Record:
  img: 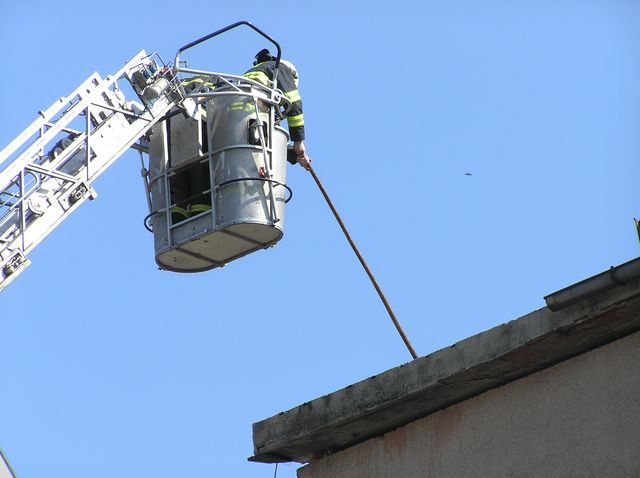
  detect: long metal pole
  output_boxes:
[308,166,419,360]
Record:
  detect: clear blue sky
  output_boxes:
[1,1,638,477]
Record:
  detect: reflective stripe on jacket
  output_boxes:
[243,61,305,142]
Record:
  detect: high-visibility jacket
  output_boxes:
[243,61,305,142]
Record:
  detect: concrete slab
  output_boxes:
[250,262,640,464]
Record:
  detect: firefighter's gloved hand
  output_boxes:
[297,154,312,171]
[293,141,312,171]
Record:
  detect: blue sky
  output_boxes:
[1,1,638,477]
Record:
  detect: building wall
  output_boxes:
[298,331,640,478]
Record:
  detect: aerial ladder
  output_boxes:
[0,50,183,291]
[0,21,296,293]
[0,21,419,358]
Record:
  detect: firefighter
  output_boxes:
[243,49,311,171]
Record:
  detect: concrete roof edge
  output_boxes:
[251,258,640,464]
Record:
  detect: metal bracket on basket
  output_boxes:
[252,97,279,224]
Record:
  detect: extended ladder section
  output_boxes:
[0,50,183,291]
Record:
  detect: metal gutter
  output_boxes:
[544,257,640,311]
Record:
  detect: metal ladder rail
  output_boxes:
[0,71,122,174]
[0,50,182,291]
[0,73,113,266]
[0,73,103,178]
[0,92,88,167]
[0,49,158,172]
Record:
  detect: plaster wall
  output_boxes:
[298,331,640,478]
